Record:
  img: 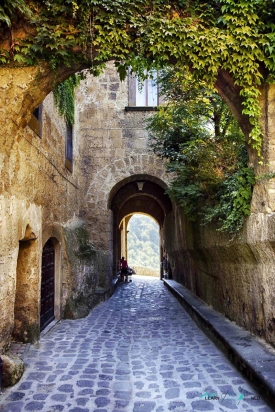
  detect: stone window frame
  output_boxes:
[65,123,73,172]
[28,104,43,138]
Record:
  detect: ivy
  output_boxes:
[53,74,80,125]
[0,1,275,155]
[202,158,255,235]
[148,67,255,235]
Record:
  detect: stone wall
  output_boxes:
[164,206,275,346]
[75,63,170,273]
[0,87,106,351]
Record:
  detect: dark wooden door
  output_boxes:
[40,239,55,331]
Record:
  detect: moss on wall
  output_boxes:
[63,221,109,319]
[12,322,40,345]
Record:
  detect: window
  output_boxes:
[65,124,73,172]
[28,104,43,137]
[136,72,158,106]
[127,71,163,111]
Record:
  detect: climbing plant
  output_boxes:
[147,67,255,235]
[53,74,80,125]
[0,1,275,154]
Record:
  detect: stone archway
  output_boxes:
[109,175,173,278]
[119,212,161,277]
[13,225,40,344]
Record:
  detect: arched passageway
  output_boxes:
[108,174,173,278]
[127,213,160,276]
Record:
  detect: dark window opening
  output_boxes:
[65,124,73,172]
[28,104,43,137]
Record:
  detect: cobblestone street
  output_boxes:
[0,276,272,412]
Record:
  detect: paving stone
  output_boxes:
[76,380,94,388]
[93,410,107,412]
[114,391,132,400]
[94,396,110,407]
[24,401,45,410]
[6,392,25,401]
[97,381,110,388]
[57,384,74,393]
[186,390,201,399]
[168,401,186,411]
[17,382,32,390]
[163,380,180,388]
[51,394,67,402]
[33,393,49,400]
[165,387,180,399]
[183,381,202,388]
[115,399,129,408]
[218,399,239,409]
[191,400,215,410]
[136,391,151,398]
[0,402,25,411]
[48,406,64,411]
[96,389,110,396]
[0,276,272,412]
[26,373,46,381]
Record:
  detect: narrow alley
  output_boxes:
[0,276,272,412]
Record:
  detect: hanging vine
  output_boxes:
[52,74,80,126]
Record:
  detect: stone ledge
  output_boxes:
[163,279,275,406]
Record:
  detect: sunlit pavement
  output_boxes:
[0,276,272,411]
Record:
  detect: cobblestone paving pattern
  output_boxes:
[0,276,272,412]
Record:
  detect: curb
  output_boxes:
[163,279,275,407]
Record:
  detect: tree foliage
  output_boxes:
[0,1,275,154]
[128,214,160,270]
[147,68,255,234]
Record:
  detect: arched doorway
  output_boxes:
[40,238,55,331]
[13,225,39,343]
[109,175,173,279]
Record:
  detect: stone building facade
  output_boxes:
[1,60,275,369]
[0,62,172,355]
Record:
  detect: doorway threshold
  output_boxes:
[40,319,60,337]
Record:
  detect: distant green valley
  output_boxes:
[127,214,160,270]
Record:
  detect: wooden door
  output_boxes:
[40,239,55,331]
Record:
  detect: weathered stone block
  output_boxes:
[2,354,25,388]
